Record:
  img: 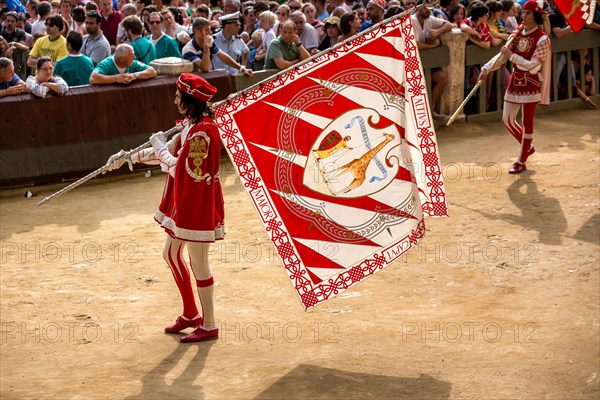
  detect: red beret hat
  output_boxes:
[522,0,543,14]
[176,73,217,102]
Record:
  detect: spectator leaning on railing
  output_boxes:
[182,17,253,76]
[26,55,69,97]
[89,43,157,84]
[460,1,501,49]
[0,56,29,97]
[264,19,310,70]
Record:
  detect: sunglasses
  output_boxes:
[148,20,161,24]
[290,6,300,10]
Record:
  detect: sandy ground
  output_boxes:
[0,108,599,400]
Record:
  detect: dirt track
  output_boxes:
[1,107,599,399]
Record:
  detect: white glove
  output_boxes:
[104,150,133,173]
[149,131,167,153]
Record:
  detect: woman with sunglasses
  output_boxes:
[26,56,69,98]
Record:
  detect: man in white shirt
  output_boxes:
[290,10,319,53]
[212,12,249,74]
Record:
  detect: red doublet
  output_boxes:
[505,27,547,104]
[155,117,225,242]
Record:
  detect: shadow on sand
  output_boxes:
[254,364,452,400]
[126,336,216,400]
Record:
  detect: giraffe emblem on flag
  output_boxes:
[306,109,401,198]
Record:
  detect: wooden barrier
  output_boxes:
[0,70,236,186]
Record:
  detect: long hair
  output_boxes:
[533,10,543,25]
[179,90,214,123]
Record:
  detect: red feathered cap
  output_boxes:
[522,0,543,14]
[176,73,217,102]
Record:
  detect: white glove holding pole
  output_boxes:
[149,131,167,154]
[104,150,133,173]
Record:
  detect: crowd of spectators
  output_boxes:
[0,0,598,110]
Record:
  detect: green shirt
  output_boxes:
[264,38,300,70]
[94,56,149,76]
[131,36,156,65]
[147,33,181,59]
[54,54,95,86]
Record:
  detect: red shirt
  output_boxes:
[461,17,492,42]
[100,10,121,46]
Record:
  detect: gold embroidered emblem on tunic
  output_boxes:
[516,37,533,53]
[186,132,211,182]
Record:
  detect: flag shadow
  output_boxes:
[254,364,452,400]
[572,213,600,245]
[126,336,216,400]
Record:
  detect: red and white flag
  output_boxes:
[215,15,447,310]
[554,0,597,32]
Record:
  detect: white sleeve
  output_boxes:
[26,76,48,98]
[154,132,182,178]
[53,76,69,95]
[509,35,550,74]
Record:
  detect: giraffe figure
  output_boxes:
[328,133,395,195]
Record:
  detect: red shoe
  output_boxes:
[528,146,535,156]
[509,162,526,174]
[164,316,203,334]
[180,326,219,343]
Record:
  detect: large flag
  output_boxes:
[554,0,597,32]
[215,14,447,310]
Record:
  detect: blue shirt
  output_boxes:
[182,38,220,64]
[212,31,248,74]
[1,73,20,89]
